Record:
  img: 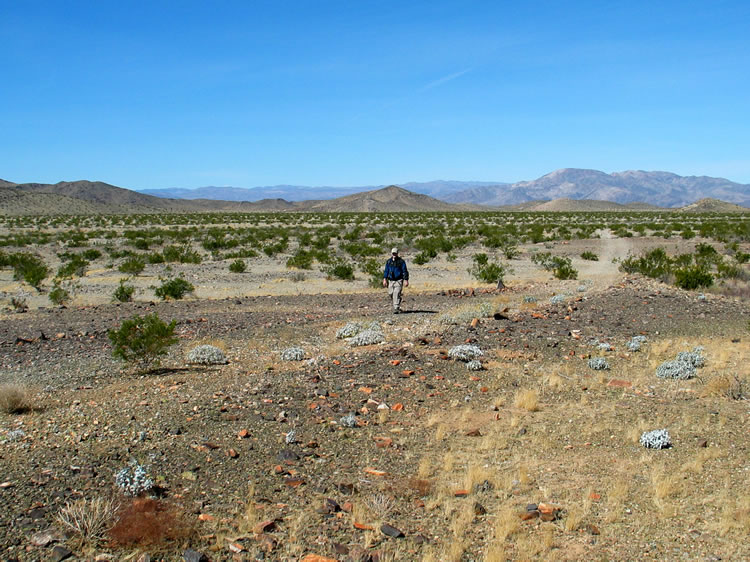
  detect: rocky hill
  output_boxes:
[444,169,750,208]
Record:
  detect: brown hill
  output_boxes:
[297,185,467,212]
[676,198,749,213]
[504,198,663,212]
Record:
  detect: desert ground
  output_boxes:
[1,223,749,561]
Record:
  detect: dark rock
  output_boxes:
[169,427,183,435]
[526,503,538,512]
[183,549,208,562]
[380,523,405,538]
[50,546,73,562]
[473,502,487,516]
[277,449,299,462]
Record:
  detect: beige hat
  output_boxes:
[391,248,399,254]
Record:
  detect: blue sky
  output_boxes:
[2,0,749,188]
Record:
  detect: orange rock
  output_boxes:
[300,555,338,562]
[354,521,374,530]
[284,478,305,487]
[470,318,479,328]
[332,360,341,365]
[469,376,480,381]
[198,513,214,521]
[520,511,539,521]
[342,501,353,512]
[364,468,387,476]
[480,386,489,393]
[589,492,601,501]
[227,448,239,458]
[390,360,401,366]
[237,429,250,439]
[374,436,393,448]
[253,519,276,534]
[402,370,415,376]
[607,379,632,388]
[392,403,404,411]
[454,489,469,497]
[358,387,373,394]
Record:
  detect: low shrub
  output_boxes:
[186,345,227,365]
[674,265,713,290]
[468,253,509,285]
[108,313,178,367]
[229,259,247,273]
[56,497,120,546]
[580,251,599,261]
[448,344,483,362]
[113,279,135,303]
[109,497,193,547]
[0,384,32,414]
[280,346,305,361]
[154,277,194,300]
[323,260,355,281]
[118,257,146,276]
[48,283,71,306]
[6,253,48,290]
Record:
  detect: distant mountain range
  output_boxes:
[138,169,749,208]
[139,180,505,203]
[1,169,748,215]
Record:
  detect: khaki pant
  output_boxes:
[387,279,404,311]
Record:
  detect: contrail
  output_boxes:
[420,67,472,92]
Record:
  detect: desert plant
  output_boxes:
[57,497,120,546]
[229,259,247,273]
[154,277,194,300]
[186,344,227,365]
[113,279,135,303]
[7,253,48,290]
[323,259,355,281]
[48,282,71,306]
[0,384,32,414]
[118,257,146,275]
[116,461,154,496]
[280,346,305,361]
[108,313,178,367]
[581,251,599,261]
[674,265,713,290]
[468,254,509,286]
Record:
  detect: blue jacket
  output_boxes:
[383,257,409,281]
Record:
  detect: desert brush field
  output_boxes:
[0,210,748,561]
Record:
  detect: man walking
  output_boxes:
[382,248,409,314]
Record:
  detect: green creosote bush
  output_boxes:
[580,251,599,261]
[154,277,194,300]
[4,253,49,291]
[286,250,314,269]
[468,253,509,285]
[57,254,89,279]
[360,258,383,288]
[552,256,578,280]
[113,279,135,303]
[229,259,247,273]
[48,283,71,306]
[118,257,146,276]
[674,265,714,290]
[108,313,177,368]
[413,252,430,265]
[323,259,355,281]
[619,247,672,280]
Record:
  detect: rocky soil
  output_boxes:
[1,275,749,561]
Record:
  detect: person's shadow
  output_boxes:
[399,309,437,314]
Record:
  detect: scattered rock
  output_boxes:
[50,546,73,562]
[183,549,209,562]
[380,523,405,538]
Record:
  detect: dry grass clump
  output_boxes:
[513,388,539,412]
[0,384,33,414]
[108,497,194,547]
[700,373,746,399]
[57,496,120,546]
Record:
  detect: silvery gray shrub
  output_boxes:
[626,335,648,352]
[466,359,483,371]
[550,295,566,305]
[336,322,363,339]
[640,429,671,449]
[448,344,483,362]
[588,357,610,370]
[281,346,305,361]
[348,328,385,347]
[115,461,154,497]
[186,344,227,365]
[339,412,357,428]
[656,347,705,379]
